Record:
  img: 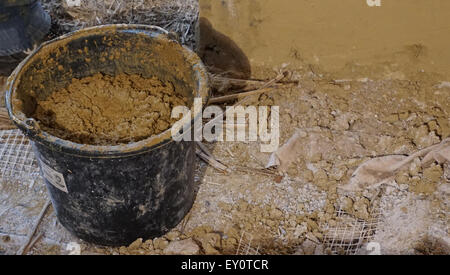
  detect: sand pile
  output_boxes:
[34,73,187,145]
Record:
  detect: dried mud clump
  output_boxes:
[34,73,187,145]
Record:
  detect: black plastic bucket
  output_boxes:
[5,25,209,246]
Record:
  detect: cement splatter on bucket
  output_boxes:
[5,24,209,246]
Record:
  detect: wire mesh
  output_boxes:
[0,130,40,183]
[322,206,382,255]
[236,231,260,255]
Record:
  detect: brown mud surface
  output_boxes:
[101,65,450,255]
[1,64,448,255]
[33,73,187,145]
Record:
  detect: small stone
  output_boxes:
[314,244,325,255]
[274,175,284,183]
[409,158,422,176]
[188,225,214,238]
[301,239,317,255]
[195,232,222,254]
[163,239,200,255]
[341,197,354,213]
[303,170,314,181]
[325,204,335,214]
[165,231,181,241]
[385,185,397,195]
[293,247,304,255]
[119,246,128,255]
[411,125,439,148]
[305,218,319,231]
[142,239,154,250]
[293,223,308,238]
[353,198,370,220]
[395,173,410,185]
[220,202,233,212]
[128,238,143,250]
[270,208,283,219]
[288,218,297,227]
[309,151,323,162]
[399,112,409,120]
[427,120,439,133]
[266,219,277,227]
[330,166,347,181]
[313,169,328,181]
[153,237,169,250]
[238,200,249,211]
[204,244,221,255]
[222,237,238,253]
[423,164,443,183]
[332,114,350,130]
[399,184,409,191]
[382,114,399,123]
[313,231,324,241]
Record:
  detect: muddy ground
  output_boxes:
[1,61,448,254]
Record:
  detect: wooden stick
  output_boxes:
[258,71,289,89]
[22,232,44,255]
[207,71,288,124]
[210,74,296,86]
[208,88,274,105]
[234,165,279,176]
[208,71,288,105]
[17,200,51,255]
[195,148,229,173]
[196,141,229,166]
[195,141,214,159]
[210,75,267,85]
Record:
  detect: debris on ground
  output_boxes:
[0,1,448,256]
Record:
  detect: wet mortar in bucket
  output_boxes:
[33,73,188,145]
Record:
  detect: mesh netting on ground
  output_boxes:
[0,130,40,183]
[322,206,382,255]
[236,231,261,255]
[234,207,382,255]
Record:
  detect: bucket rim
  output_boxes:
[5,24,209,157]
